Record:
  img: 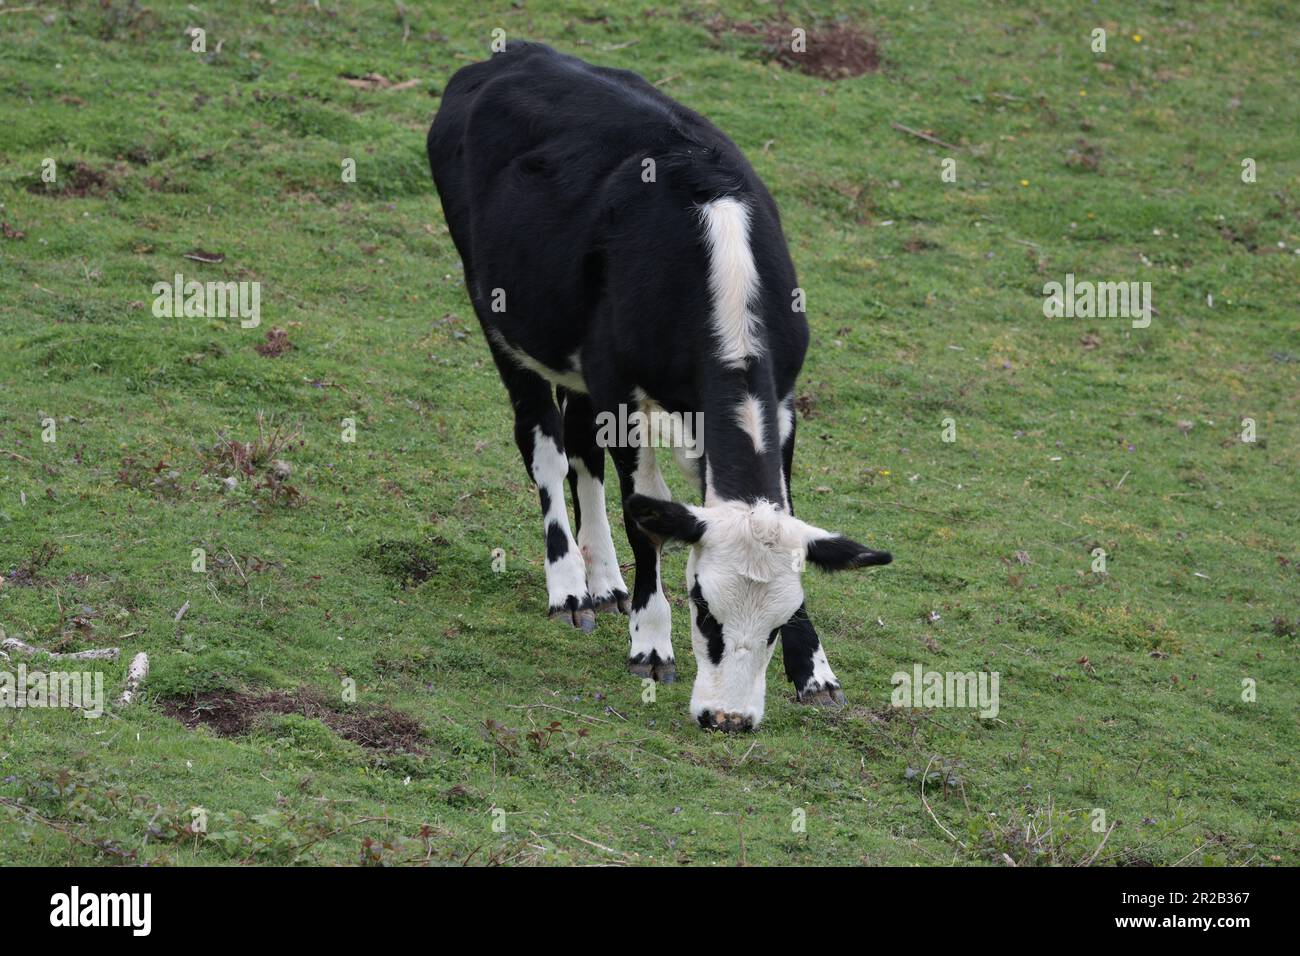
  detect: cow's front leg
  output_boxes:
[494,363,594,631]
[777,394,845,707]
[611,443,675,682]
[781,604,845,707]
[560,388,629,614]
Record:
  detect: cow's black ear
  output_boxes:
[625,494,706,544]
[804,534,892,571]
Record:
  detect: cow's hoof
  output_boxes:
[797,683,847,708]
[697,709,754,733]
[550,603,597,633]
[593,590,631,615]
[628,653,675,683]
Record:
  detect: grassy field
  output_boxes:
[0,0,1296,866]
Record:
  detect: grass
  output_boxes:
[0,0,1296,866]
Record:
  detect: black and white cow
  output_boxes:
[427,42,891,732]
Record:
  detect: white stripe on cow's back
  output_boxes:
[698,197,763,370]
[734,393,767,454]
[777,393,795,446]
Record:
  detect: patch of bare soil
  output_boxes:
[903,236,939,253]
[706,16,880,79]
[161,688,426,752]
[27,161,114,198]
[254,327,293,357]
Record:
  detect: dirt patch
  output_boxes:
[706,16,880,79]
[27,161,115,199]
[846,704,905,724]
[161,688,426,752]
[1065,138,1103,172]
[254,327,293,358]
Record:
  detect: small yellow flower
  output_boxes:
[1079,89,1087,97]
[1132,34,1143,43]
[1020,179,1030,187]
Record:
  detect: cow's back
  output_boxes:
[426,43,806,402]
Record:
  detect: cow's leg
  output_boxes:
[610,442,676,682]
[777,394,846,706]
[490,355,594,631]
[559,387,630,615]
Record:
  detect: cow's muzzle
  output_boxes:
[697,709,755,733]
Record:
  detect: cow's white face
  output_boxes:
[626,495,891,731]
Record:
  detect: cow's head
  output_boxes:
[626,494,891,732]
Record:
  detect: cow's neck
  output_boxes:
[698,362,785,507]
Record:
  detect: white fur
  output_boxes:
[570,458,627,602]
[703,460,720,506]
[629,588,674,663]
[634,391,704,486]
[698,197,763,370]
[531,427,587,608]
[671,437,701,487]
[804,644,841,694]
[734,394,767,454]
[777,393,795,446]
[628,444,674,660]
[683,499,830,727]
[488,328,587,393]
[632,442,672,499]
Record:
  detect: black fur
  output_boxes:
[625,493,705,544]
[427,42,887,693]
[689,580,725,666]
[805,535,893,570]
[427,41,807,510]
[545,522,569,562]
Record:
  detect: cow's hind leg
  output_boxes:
[559,387,630,615]
[777,395,846,707]
[492,359,594,631]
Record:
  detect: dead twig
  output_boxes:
[503,702,614,725]
[2,637,120,662]
[891,122,960,150]
[920,755,967,850]
[1080,821,1117,866]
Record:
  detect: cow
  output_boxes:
[427,41,891,732]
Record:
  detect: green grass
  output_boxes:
[0,0,1296,866]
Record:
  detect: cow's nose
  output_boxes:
[697,709,754,733]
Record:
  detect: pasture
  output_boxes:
[0,0,1296,865]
